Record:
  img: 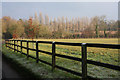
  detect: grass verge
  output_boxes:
[2,44,81,79]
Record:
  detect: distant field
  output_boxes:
[9,38,119,78]
[32,38,118,44]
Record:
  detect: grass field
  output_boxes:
[7,38,119,78]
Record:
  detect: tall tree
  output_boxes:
[25,17,39,40]
[50,18,53,31]
[61,16,65,31]
[74,17,78,32]
[53,18,57,31]
[57,17,61,30]
[2,16,11,33]
[77,17,81,32]
[33,12,39,25]
[66,17,69,32]
[45,14,49,26]
[16,19,25,38]
[91,16,100,38]
[39,12,44,25]
[72,18,75,32]
[69,19,72,32]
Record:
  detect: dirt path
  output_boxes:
[2,55,24,79]
[2,41,23,79]
[1,41,39,79]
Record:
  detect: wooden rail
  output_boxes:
[5,39,120,79]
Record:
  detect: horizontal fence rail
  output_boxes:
[5,39,120,79]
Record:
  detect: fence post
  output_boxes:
[5,40,7,47]
[52,41,56,71]
[12,40,13,50]
[8,40,9,49]
[6,40,8,48]
[9,40,11,49]
[17,40,18,52]
[21,40,22,54]
[11,40,12,49]
[36,41,39,63]
[14,40,15,52]
[11,40,13,50]
[27,40,29,58]
[7,40,9,49]
[10,40,11,49]
[81,43,87,79]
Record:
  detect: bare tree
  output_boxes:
[57,17,61,30]
[33,12,39,25]
[39,12,44,25]
[77,17,81,32]
[45,14,49,26]
[69,19,72,32]
[53,18,57,31]
[66,17,69,32]
[61,16,65,31]
[75,17,78,32]
[50,18,53,31]
[72,18,75,32]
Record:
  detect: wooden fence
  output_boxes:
[5,39,120,79]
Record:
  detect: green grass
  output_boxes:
[2,44,81,79]
[6,38,119,78]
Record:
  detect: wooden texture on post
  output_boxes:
[7,40,9,48]
[8,40,10,49]
[12,40,14,50]
[10,40,12,49]
[52,41,56,71]
[17,40,18,52]
[21,40,22,54]
[11,40,13,50]
[10,40,11,49]
[14,40,15,52]
[7,40,9,49]
[5,40,6,47]
[10,40,12,50]
[7,40,8,47]
[82,43,87,79]
[11,40,12,49]
[36,41,39,63]
[6,40,8,48]
[5,40,7,47]
[9,40,11,47]
[27,41,29,58]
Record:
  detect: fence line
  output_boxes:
[5,39,120,79]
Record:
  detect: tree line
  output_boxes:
[2,12,119,39]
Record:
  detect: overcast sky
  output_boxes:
[2,2,118,21]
